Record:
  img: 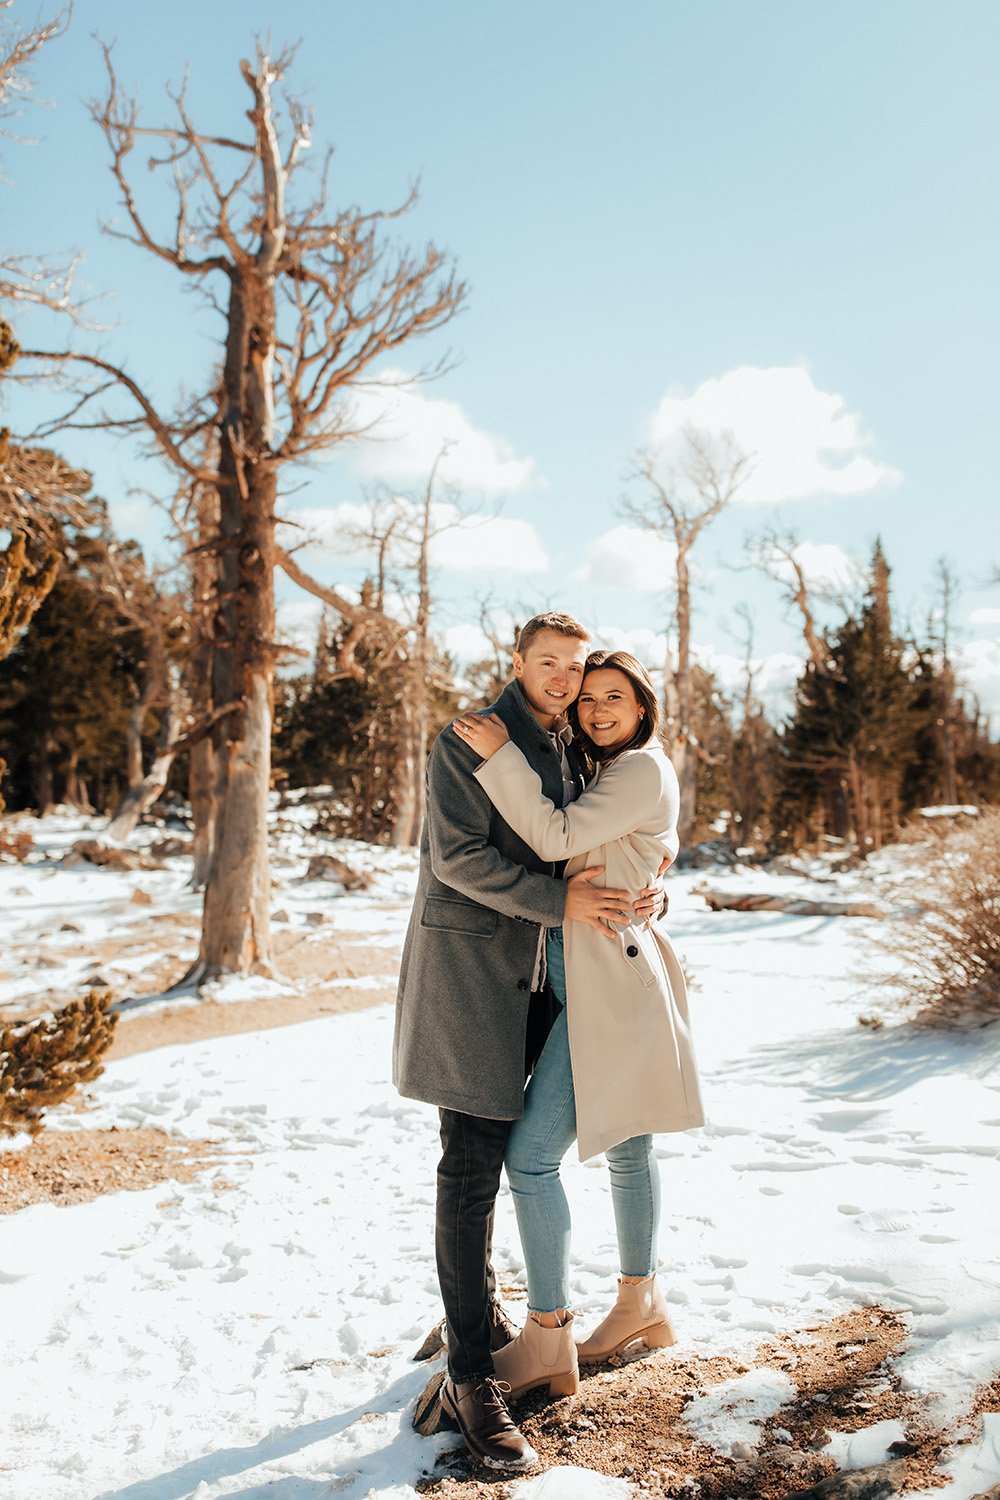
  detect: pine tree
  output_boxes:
[780,540,919,853]
[0,551,144,812]
[273,612,461,843]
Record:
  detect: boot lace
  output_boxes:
[474,1377,513,1415]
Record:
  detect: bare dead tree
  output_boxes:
[95,544,191,841]
[726,603,778,848]
[1,3,87,322]
[752,527,834,673]
[623,426,754,843]
[467,598,517,705]
[0,5,99,672]
[930,558,959,807]
[20,44,466,980]
[286,444,470,847]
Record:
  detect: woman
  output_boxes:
[452,650,704,1400]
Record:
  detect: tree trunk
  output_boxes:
[392,670,420,848]
[34,730,55,814]
[64,743,92,812]
[125,697,145,788]
[847,751,868,856]
[670,547,697,844]
[199,665,273,974]
[187,481,220,889]
[194,266,278,976]
[107,692,183,841]
[189,737,216,888]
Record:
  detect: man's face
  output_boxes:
[512,629,589,727]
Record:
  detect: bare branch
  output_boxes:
[17,347,219,482]
[275,543,404,681]
[753,527,831,673]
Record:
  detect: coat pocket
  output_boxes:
[420,896,498,937]
[619,928,659,988]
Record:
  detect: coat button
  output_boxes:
[517,979,529,991]
[626,944,639,957]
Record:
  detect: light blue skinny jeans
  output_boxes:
[505,927,661,1313]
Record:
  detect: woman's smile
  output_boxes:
[577,667,644,749]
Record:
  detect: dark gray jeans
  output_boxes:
[435,1107,511,1383]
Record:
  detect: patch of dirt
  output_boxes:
[108,920,401,1059]
[0,1126,225,1214]
[418,1307,951,1498]
[3,913,403,1057]
[108,978,398,1059]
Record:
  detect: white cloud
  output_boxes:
[967,606,1000,630]
[282,501,547,577]
[756,538,865,596]
[432,515,548,574]
[443,623,495,664]
[345,373,538,496]
[576,525,678,592]
[958,637,1000,725]
[648,365,902,504]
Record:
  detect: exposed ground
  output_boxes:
[1,916,398,1211]
[419,1307,957,1498]
[0,1125,226,1213]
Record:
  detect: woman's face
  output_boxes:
[576,668,643,751]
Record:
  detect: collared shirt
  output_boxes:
[546,718,580,810]
[531,717,583,990]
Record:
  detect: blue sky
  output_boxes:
[4,0,999,715]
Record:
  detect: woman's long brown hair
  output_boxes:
[569,650,660,763]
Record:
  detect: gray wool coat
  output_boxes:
[392,680,586,1120]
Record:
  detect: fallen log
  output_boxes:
[697,886,887,919]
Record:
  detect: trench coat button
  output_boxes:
[626,944,639,957]
[516,978,529,991]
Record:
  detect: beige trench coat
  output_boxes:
[475,741,705,1162]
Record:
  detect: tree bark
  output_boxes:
[124,695,147,789]
[34,729,55,814]
[188,491,219,889]
[194,190,280,976]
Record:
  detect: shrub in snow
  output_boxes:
[872,808,1000,1026]
[0,991,117,1137]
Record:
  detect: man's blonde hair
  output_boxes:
[515,611,590,656]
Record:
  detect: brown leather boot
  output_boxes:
[577,1274,676,1365]
[439,1376,539,1470]
[491,1311,579,1400]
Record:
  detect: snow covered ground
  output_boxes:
[2,815,1000,1498]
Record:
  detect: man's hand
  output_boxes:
[565,867,632,939]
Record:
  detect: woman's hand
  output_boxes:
[452,711,511,760]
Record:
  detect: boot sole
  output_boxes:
[578,1321,676,1365]
[506,1369,580,1400]
[439,1382,539,1471]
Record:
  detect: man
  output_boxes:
[393,612,658,1470]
